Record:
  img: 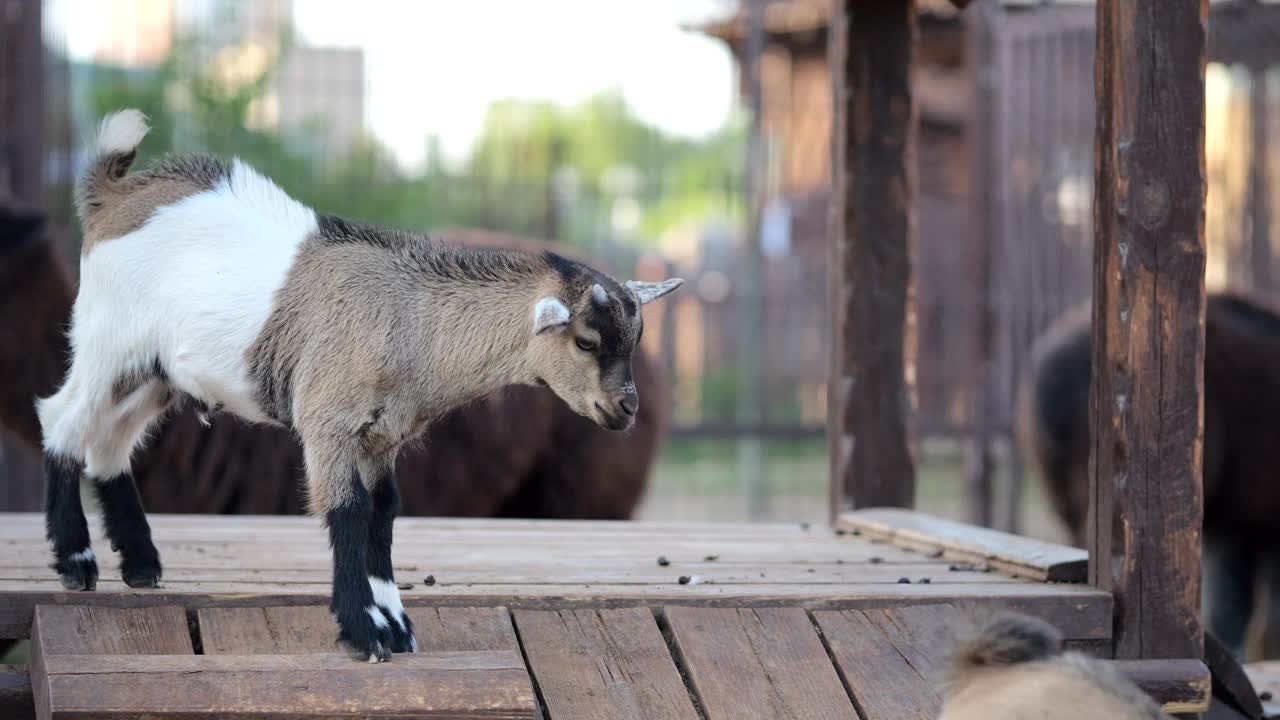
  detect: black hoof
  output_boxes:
[121,551,163,588]
[382,609,417,653]
[122,568,162,588]
[338,608,393,663]
[55,553,98,591]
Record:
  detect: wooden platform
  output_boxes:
[0,510,1119,718]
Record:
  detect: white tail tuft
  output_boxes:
[95,109,149,156]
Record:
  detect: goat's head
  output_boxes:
[530,273,682,431]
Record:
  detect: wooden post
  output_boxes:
[1250,65,1272,291]
[963,0,996,529]
[828,0,918,517]
[0,0,44,202]
[740,0,767,520]
[1089,0,1207,660]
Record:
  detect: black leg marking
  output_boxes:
[44,453,97,591]
[368,472,415,653]
[94,474,162,588]
[326,470,392,663]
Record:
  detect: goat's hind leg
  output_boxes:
[309,442,393,662]
[37,376,101,590]
[365,459,416,653]
[86,377,171,587]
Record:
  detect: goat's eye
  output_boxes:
[575,337,598,352]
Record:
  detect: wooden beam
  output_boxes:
[828,0,919,517]
[1089,0,1208,660]
[1110,659,1212,715]
[837,508,1088,583]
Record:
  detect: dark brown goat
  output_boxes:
[1018,291,1280,660]
[0,205,668,520]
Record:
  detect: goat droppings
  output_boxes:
[678,575,703,586]
[657,556,670,567]
[422,575,436,586]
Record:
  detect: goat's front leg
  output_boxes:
[309,444,392,662]
[366,461,416,653]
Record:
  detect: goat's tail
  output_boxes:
[951,613,1064,678]
[75,109,149,223]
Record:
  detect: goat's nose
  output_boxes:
[617,393,639,417]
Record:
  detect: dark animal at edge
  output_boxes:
[1018,292,1280,660]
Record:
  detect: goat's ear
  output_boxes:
[532,296,572,335]
[627,278,684,305]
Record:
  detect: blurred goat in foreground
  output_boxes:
[939,614,1168,720]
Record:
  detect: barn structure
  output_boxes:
[0,0,1266,717]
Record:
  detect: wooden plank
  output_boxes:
[1090,0,1208,660]
[0,665,35,720]
[512,607,698,720]
[829,0,918,514]
[30,605,193,720]
[838,508,1088,582]
[0,563,1028,587]
[1111,659,1211,714]
[1245,661,1280,715]
[0,584,1114,641]
[31,605,193,656]
[664,606,856,719]
[813,606,954,720]
[199,606,520,655]
[37,652,535,719]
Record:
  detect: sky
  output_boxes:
[48,0,740,170]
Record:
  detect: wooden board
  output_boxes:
[1111,659,1211,714]
[513,607,699,720]
[0,582,1113,641]
[838,508,1088,582]
[1245,662,1280,718]
[812,604,972,720]
[29,605,535,719]
[664,606,856,719]
[199,605,520,655]
[0,513,1114,646]
[30,605,193,720]
[37,653,535,719]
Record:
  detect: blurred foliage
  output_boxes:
[82,20,744,250]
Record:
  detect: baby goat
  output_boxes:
[38,110,682,662]
[939,614,1168,720]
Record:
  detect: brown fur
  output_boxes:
[0,203,73,450]
[941,614,1168,720]
[78,153,228,253]
[0,214,666,520]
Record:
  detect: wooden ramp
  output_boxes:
[0,511,1134,718]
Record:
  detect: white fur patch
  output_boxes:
[366,605,390,629]
[533,297,571,335]
[68,548,95,563]
[591,283,609,304]
[368,576,407,630]
[95,110,149,156]
[65,158,317,429]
